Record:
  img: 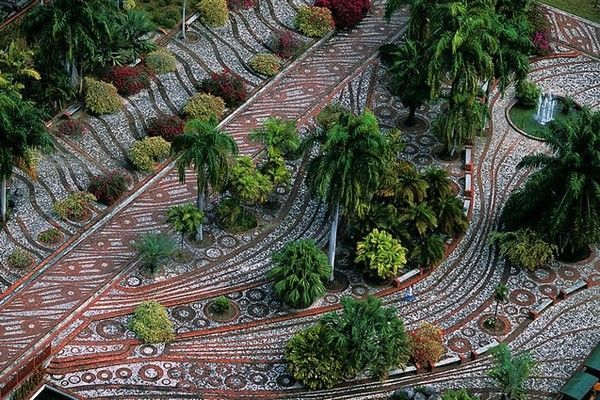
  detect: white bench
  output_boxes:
[528,298,553,319]
[559,281,587,299]
[393,269,420,288]
[464,172,473,197]
[435,355,461,367]
[471,340,499,359]
[63,103,83,118]
[464,146,473,171]
[463,199,471,215]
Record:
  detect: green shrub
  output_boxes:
[315,103,349,130]
[355,229,407,279]
[198,0,229,27]
[129,300,175,343]
[249,117,300,157]
[166,203,205,245]
[268,239,331,308]
[295,6,335,38]
[216,197,258,232]
[53,192,96,221]
[7,249,35,269]
[260,149,291,188]
[123,0,136,11]
[145,48,178,74]
[88,172,130,205]
[38,228,62,245]
[561,96,576,114]
[229,156,273,204]
[210,295,231,314]
[249,53,282,76]
[184,93,225,121]
[411,234,446,270]
[515,79,540,108]
[441,389,480,400]
[132,232,176,275]
[128,136,171,172]
[15,147,42,180]
[489,229,557,270]
[84,77,122,115]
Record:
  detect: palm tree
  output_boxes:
[488,344,535,400]
[423,167,453,200]
[394,164,429,205]
[171,118,238,241]
[0,90,50,221]
[433,196,468,237]
[492,283,509,324]
[250,117,300,157]
[501,108,600,256]
[400,202,438,237]
[307,110,387,281]
[411,234,445,269]
[166,203,205,246]
[385,0,439,41]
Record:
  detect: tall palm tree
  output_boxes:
[492,283,509,324]
[400,202,438,237]
[166,203,205,246]
[307,110,387,281]
[171,118,238,241]
[433,196,468,237]
[501,108,600,256]
[0,90,50,221]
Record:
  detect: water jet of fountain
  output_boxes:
[534,93,557,125]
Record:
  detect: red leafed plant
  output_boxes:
[146,115,185,141]
[105,65,154,97]
[270,30,306,59]
[409,323,445,369]
[314,0,371,29]
[228,0,254,10]
[88,171,131,206]
[198,68,248,108]
[532,31,551,56]
[56,117,88,136]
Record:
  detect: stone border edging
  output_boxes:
[505,99,548,142]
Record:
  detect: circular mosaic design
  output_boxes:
[126,276,142,287]
[139,364,164,382]
[247,303,269,318]
[116,368,132,379]
[558,266,581,281]
[351,284,369,298]
[224,374,247,389]
[189,364,208,379]
[140,345,158,357]
[529,267,557,284]
[246,288,266,301]
[478,314,511,336]
[218,235,238,248]
[81,372,95,383]
[97,370,113,381]
[461,327,476,337]
[275,373,296,388]
[447,337,472,353]
[96,320,125,339]
[192,317,210,329]
[168,367,185,379]
[172,305,197,322]
[249,373,268,386]
[509,289,536,306]
[539,284,558,298]
[206,247,223,259]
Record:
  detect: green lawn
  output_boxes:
[542,0,600,24]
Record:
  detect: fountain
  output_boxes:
[534,93,557,125]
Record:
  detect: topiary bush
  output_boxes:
[184,93,226,121]
[355,228,407,280]
[198,0,229,27]
[56,117,88,136]
[128,136,171,172]
[38,227,62,245]
[515,79,541,108]
[198,69,247,108]
[295,6,335,38]
[129,300,175,343]
[270,30,307,59]
[249,53,282,76]
[268,239,331,308]
[146,114,185,141]
[84,77,123,115]
[53,192,96,221]
[88,171,130,206]
[314,0,371,29]
[145,48,178,74]
[216,196,258,232]
[7,249,35,269]
[123,0,136,11]
[105,65,153,97]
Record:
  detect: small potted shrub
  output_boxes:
[211,295,231,314]
[38,227,63,246]
[515,79,541,108]
[53,192,96,222]
[206,295,237,321]
[249,53,282,76]
[295,6,335,38]
[132,232,176,275]
[88,171,130,205]
[129,300,175,343]
[184,93,226,121]
[56,117,88,136]
[128,137,171,172]
[105,65,153,97]
[146,114,185,141]
[7,249,35,269]
[198,0,229,27]
[145,48,178,74]
[198,69,248,108]
[84,77,123,115]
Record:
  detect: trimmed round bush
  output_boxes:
[198,0,229,27]
[105,65,153,97]
[123,0,136,11]
[84,77,122,115]
[198,69,248,108]
[315,0,371,29]
[270,30,306,59]
[38,227,62,245]
[295,6,335,38]
[515,79,541,108]
[355,229,407,280]
[53,192,96,221]
[249,53,282,76]
[410,323,445,368]
[129,301,175,343]
[146,114,184,141]
[128,137,171,172]
[7,249,35,269]
[145,48,178,74]
[184,93,225,121]
[56,118,88,136]
[88,172,130,205]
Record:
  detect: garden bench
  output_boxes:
[393,269,420,288]
[559,281,587,299]
[389,365,417,376]
[528,298,553,319]
[464,172,473,197]
[463,199,471,215]
[186,13,200,26]
[464,146,472,171]
[470,340,499,360]
[62,104,82,118]
[128,58,141,67]
[435,355,461,367]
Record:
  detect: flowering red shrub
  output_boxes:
[198,68,248,108]
[228,0,254,10]
[88,172,130,206]
[314,0,371,29]
[56,118,88,136]
[146,115,184,141]
[532,31,551,55]
[270,30,306,59]
[105,66,153,97]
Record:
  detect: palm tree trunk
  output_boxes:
[493,300,499,322]
[181,0,187,39]
[0,179,6,222]
[196,177,205,242]
[407,106,416,126]
[327,202,340,282]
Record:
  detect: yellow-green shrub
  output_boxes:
[123,0,136,11]
[145,48,178,74]
[129,300,175,343]
[84,77,122,115]
[198,0,229,27]
[53,192,96,221]
[184,93,225,121]
[249,53,282,76]
[295,6,335,38]
[128,137,171,172]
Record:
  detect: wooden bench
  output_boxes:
[186,12,200,26]
[62,103,83,118]
[528,298,553,319]
[464,172,473,197]
[392,269,420,288]
[435,355,461,368]
[559,281,587,299]
[471,340,499,360]
[464,146,473,171]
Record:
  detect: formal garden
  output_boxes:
[0,0,599,398]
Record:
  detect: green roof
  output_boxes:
[560,371,598,400]
[584,344,600,374]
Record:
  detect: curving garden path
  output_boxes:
[0,2,599,399]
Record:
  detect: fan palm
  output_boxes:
[492,283,509,323]
[501,108,600,256]
[394,164,429,205]
[423,166,453,200]
[166,203,205,246]
[400,202,438,237]
[411,234,446,269]
[171,118,238,241]
[250,117,300,157]
[307,109,387,281]
[433,196,468,237]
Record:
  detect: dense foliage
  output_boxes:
[167,203,205,245]
[53,192,96,221]
[105,65,153,97]
[488,344,535,400]
[132,233,176,275]
[489,229,556,270]
[515,79,541,108]
[198,69,247,108]
[128,137,171,172]
[88,172,130,205]
[314,0,371,29]
[198,0,230,27]
[7,249,35,269]
[84,77,122,115]
[129,300,175,343]
[56,118,88,137]
[249,54,282,76]
[410,323,445,368]
[295,6,335,38]
[145,48,178,74]
[355,228,407,279]
[250,117,301,157]
[270,30,307,59]
[229,156,274,204]
[146,115,185,141]
[216,196,258,232]
[184,93,226,121]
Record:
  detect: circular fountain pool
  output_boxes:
[507,95,580,140]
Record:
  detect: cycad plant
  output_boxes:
[411,234,446,269]
[133,233,176,275]
[433,196,468,237]
[250,117,300,157]
[166,203,205,246]
[268,239,331,309]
